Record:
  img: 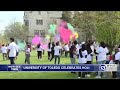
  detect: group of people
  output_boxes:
[1,37,120,79]
[0,38,31,64]
[45,40,120,79]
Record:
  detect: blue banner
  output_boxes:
[0,64,118,72]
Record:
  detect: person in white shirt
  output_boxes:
[37,43,43,60]
[78,44,88,78]
[112,48,120,78]
[95,42,109,78]
[48,42,52,60]
[86,43,93,77]
[25,44,31,64]
[54,42,62,64]
[1,44,7,60]
[7,38,17,64]
[63,44,69,57]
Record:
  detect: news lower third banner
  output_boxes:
[0,64,119,72]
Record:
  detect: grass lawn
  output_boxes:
[0,50,106,79]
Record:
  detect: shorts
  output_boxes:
[16,52,19,56]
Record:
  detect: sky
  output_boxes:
[0,11,24,33]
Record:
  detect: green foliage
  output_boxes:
[95,11,120,51]
[61,11,72,23]
[3,22,28,42]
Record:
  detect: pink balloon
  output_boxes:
[41,44,47,49]
[32,35,41,45]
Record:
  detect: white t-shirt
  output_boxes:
[37,46,43,51]
[8,42,17,57]
[48,44,52,52]
[87,54,92,61]
[90,45,94,55]
[78,50,88,63]
[64,45,69,51]
[54,46,62,56]
[76,44,80,54]
[1,46,7,53]
[115,52,120,61]
[25,48,31,54]
[96,47,109,61]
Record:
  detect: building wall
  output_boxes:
[24,11,62,43]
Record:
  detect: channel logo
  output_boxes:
[99,64,106,71]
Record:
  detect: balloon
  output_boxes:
[74,32,79,38]
[67,23,74,33]
[45,35,50,40]
[48,24,56,35]
[32,35,41,45]
[17,40,26,51]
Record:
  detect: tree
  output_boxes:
[95,11,120,52]
[61,11,72,23]
[3,22,28,43]
[72,11,96,41]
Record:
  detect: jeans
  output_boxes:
[70,58,76,64]
[25,54,30,64]
[112,60,120,78]
[54,55,60,64]
[65,51,68,57]
[50,50,54,61]
[9,57,15,64]
[2,53,7,60]
[48,51,51,60]
[97,60,106,77]
[37,51,42,59]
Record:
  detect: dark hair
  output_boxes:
[56,42,59,46]
[48,42,51,49]
[100,42,106,48]
[118,44,120,48]
[10,38,14,42]
[2,44,4,46]
[79,44,86,58]
[73,40,77,45]
[86,43,92,54]
[37,43,40,48]
[51,42,55,50]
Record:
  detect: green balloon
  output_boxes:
[17,40,26,51]
[48,24,56,35]
[67,23,74,33]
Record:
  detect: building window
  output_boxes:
[36,20,43,25]
[34,30,45,37]
[34,30,39,36]
[40,30,45,37]
[24,20,29,26]
[38,11,41,15]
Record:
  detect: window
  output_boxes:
[40,30,45,37]
[38,11,41,15]
[34,30,45,37]
[36,20,43,25]
[34,30,39,36]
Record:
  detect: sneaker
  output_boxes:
[86,74,90,77]
[95,76,101,78]
[78,77,81,79]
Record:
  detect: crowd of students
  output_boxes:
[1,38,120,79]
[45,40,120,79]
[0,38,31,64]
